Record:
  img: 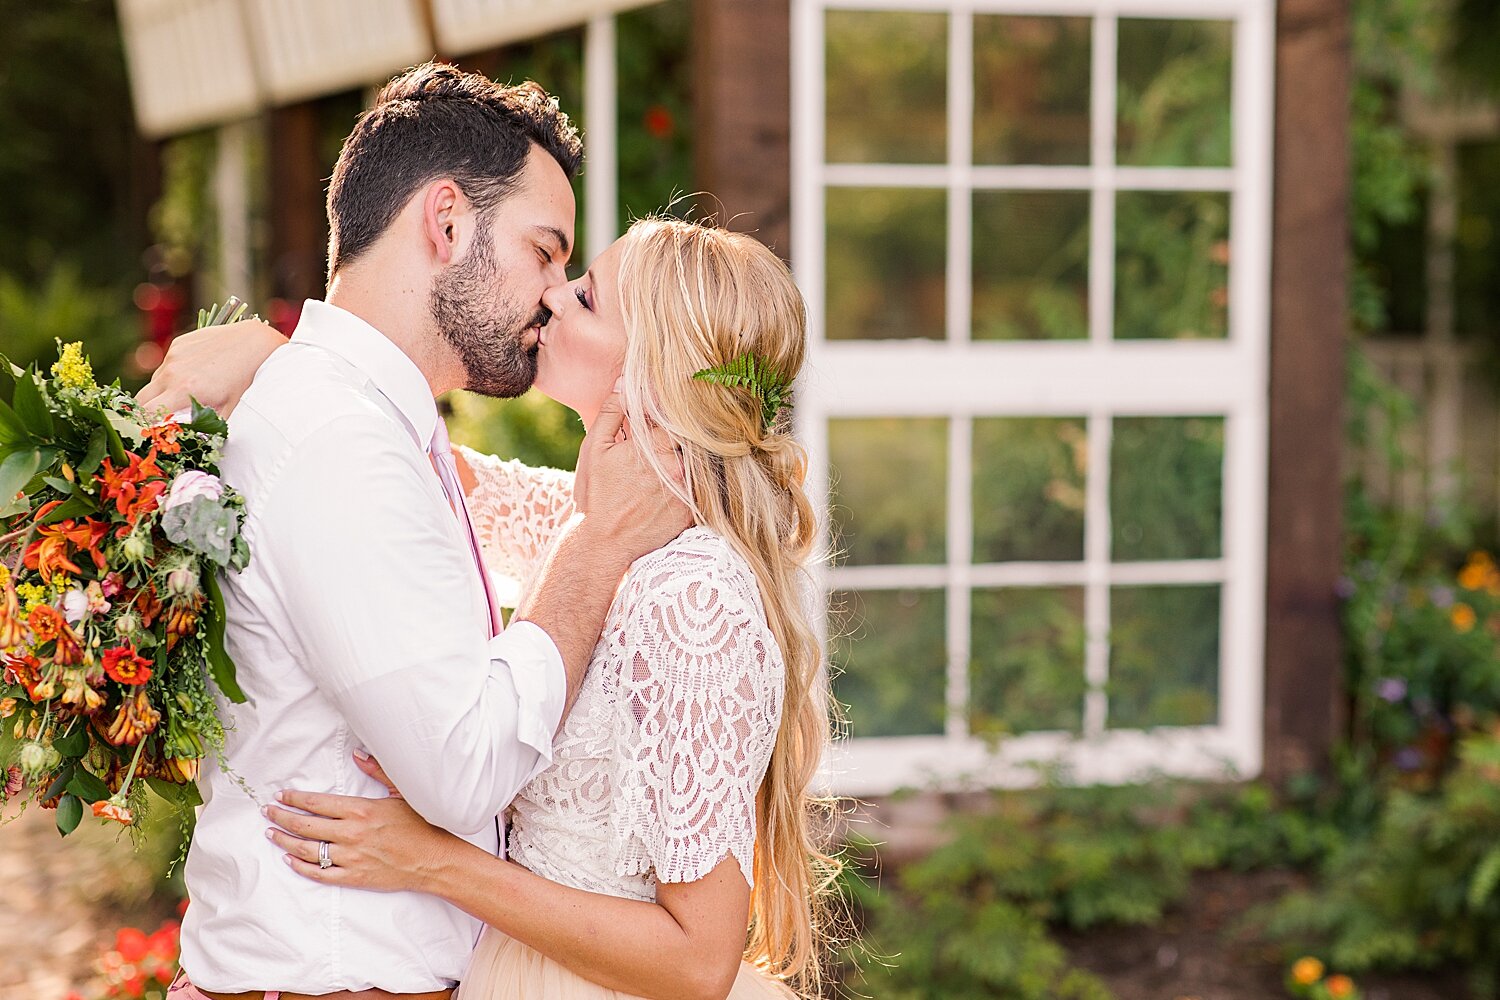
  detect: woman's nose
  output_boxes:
[541,281,572,316]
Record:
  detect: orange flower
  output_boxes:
[4,654,47,699]
[101,689,160,745]
[142,422,182,455]
[101,645,153,686]
[27,604,63,642]
[1291,957,1324,985]
[0,581,24,650]
[91,797,135,826]
[23,506,109,583]
[1452,603,1478,633]
[97,449,169,525]
[1325,974,1355,998]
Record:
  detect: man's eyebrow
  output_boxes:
[534,226,571,257]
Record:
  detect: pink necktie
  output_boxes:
[429,419,502,637]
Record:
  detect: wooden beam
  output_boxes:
[269,101,328,303]
[1264,0,1351,781]
[690,0,792,262]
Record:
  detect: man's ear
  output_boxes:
[421,179,463,265]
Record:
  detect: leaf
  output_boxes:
[42,476,75,496]
[12,370,53,438]
[105,409,145,447]
[1469,845,1500,911]
[0,396,28,446]
[185,398,229,438]
[67,769,110,804]
[38,496,96,525]
[42,764,75,802]
[203,570,246,703]
[692,353,792,427]
[55,793,83,836]
[52,726,88,757]
[78,428,108,478]
[0,447,41,508]
[146,776,203,808]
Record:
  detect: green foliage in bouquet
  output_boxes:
[0,310,251,839]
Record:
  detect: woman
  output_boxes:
[145,218,840,1000]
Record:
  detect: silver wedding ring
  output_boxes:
[318,840,332,870]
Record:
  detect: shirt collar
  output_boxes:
[291,299,439,449]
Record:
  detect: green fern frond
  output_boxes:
[692,352,791,428]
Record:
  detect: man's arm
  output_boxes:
[260,412,564,834]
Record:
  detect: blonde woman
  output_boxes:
[147,219,839,1000]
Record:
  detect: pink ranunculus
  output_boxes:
[163,470,225,512]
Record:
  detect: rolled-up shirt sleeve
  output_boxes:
[257,413,566,835]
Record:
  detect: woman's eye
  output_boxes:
[574,287,590,311]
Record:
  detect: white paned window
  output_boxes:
[792,0,1274,795]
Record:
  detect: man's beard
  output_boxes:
[430,226,548,399]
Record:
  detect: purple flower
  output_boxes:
[1393,747,1424,771]
[1429,585,1455,609]
[1334,576,1356,600]
[1376,677,1407,703]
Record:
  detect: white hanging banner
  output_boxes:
[239,0,434,105]
[117,0,262,138]
[430,0,657,55]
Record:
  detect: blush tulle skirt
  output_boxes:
[457,927,797,1000]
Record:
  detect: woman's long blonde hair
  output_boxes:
[616,218,841,991]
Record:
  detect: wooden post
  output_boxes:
[1263,0,1351,781]
[269,102,328,303]
[691,0,792,262]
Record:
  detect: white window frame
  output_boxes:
[792,0,1276,796]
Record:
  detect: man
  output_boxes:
[140,63,690,1000]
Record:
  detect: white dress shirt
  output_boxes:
[179,300,567,993]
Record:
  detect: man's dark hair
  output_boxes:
[325,61,583,277]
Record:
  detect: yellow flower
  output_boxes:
[50,342,94,390]
[15,582,46,615]
[1291,957,1324,986]
[1325,974,1355,998]
[0,565,9,587]
[1452,603,1478,633]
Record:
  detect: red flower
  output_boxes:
[142,422,183,455]
[643,104,674,139]
[102,645,153,686]
[4,654,46,699]
[98,449,169,525]
[115,925,150,961]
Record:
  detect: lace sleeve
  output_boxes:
[457,445,575,592]
[610,545,786,889]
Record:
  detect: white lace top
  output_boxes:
[459,446,785,902]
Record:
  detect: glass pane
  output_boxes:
[1109,584,1220,728]
[1111,416,1224,561]
[826,186,947,341]
[973,15,1091,166]
[830,417,947,565]
[1116,18,1232,167]
[832,589,947,737]
[972,190,1089,341]
[971,587,1086,736]
[974,417,1087,562]
[1114,191,1230,340]
[826,10,947,163]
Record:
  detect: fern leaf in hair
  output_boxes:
[692,353,792,428]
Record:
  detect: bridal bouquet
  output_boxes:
[0,301,253,836]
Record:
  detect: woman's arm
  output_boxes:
[136,319,289,416]
[266,765,748,1000]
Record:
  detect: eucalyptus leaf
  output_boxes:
[161,495,238,567]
